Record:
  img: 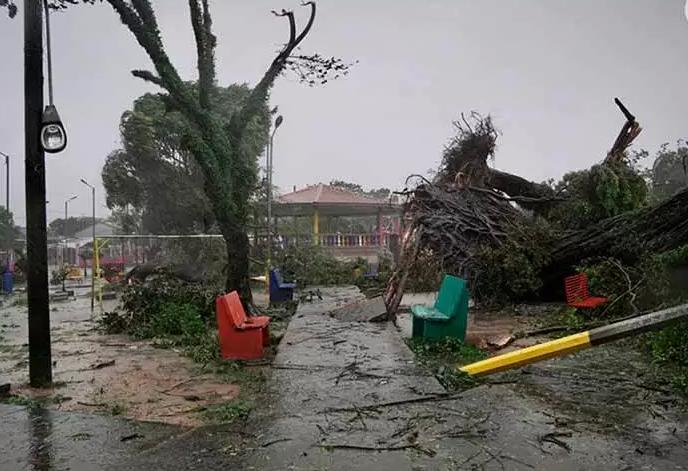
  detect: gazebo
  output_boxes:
[273,184,402,256]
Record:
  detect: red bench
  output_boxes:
[216,291,270,360]
[564,273,608,309]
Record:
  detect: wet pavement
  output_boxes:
[0,403,181,470]
[2,287,688,470]
[241,288,688,470]
[1,292,240,427]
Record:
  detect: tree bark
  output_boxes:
[488,169,553,200]
[221,222,253,307]
[540,187,688,288]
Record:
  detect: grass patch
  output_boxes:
[108,402,128,416]
[407,337,487,391]
[199,400,252,424]
[408,337,486,365]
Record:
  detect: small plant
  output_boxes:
[148,302,206,342]
[407,337,486,392]
[201,400,252,424]
[408,337,486,366]
[108,402,128,416]
[50,266,68,286]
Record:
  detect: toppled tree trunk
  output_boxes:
[488,169,553,200]
[542,186,688,287]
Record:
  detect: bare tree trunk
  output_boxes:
[220,221,253,307]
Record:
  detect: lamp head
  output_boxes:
[41,105,67,154]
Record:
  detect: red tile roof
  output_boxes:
[277,184,388,206]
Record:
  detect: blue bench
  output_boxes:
[269,268,297,303]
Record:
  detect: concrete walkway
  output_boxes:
[244,288,688,471]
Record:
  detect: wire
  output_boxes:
[43,0,54,106]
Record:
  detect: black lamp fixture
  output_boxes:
[40,0,67,154]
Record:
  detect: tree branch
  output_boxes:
[131,69,164,87]
[107,0,192,109]
[272,9,296,44]
[229,1,317,145]
[189,0,216,109]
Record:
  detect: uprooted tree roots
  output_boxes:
[385,101,688,318]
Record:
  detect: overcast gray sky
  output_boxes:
[1,0,688,225]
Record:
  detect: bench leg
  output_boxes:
[219,328,265,360]
[412,316,425,338]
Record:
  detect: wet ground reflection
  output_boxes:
[28,407,53,471]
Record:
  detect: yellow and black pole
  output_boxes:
[460,303,688,377]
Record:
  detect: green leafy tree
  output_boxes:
[48,216,101,238]
[102,85,268,234]
[2,0,351,306]
[546,161,648,230]
[329,180,392,201]
[647,142,688,202]
[0,207,21,253]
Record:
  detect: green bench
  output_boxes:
[411,275,469,341]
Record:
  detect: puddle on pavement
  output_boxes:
[0,403,180,470]
[1,294,239,427]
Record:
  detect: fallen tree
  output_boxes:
[385,100,685,315]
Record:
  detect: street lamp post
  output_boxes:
[0,151,8,213]
[0,152,9,267]
[266,115,283,280]
[80,179,95,312]
[24,0,52,387]
[62,195,77,292]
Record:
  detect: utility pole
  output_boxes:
[24,0,52,386]
[0,151,8,213]
[62,195,77,292]
[0,151,9,267]
[80,179,95,312]
[266,115,283,276]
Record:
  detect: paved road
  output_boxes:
[242,289,688,470]
[2,287,687,470]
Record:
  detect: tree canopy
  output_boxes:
[48,216,103,238]
[646,142,688,202]
[0,207,21,252]
[102,84,268,234]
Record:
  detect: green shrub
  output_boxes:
[274,245,366,286]
[408,337,486,366]
[647,321,688,366]
[99,273,220,339]
[578,256,673,318]
[473,218,555,302]
[50,266,68,286]
[547,161,648,230]
[149,302,206,342]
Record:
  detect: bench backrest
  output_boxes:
[564,273,590,303]
[434,275,468,316]
[217,291,248,329]
[270,268,285,286]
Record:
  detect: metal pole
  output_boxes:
[62,195,77,292]
[91,186,95,312]
[25,0,52,387]
[81,179,95,312]
[0,152,9,213]
[62,199,67,291]
[264,137,271,294]
[266,114,283,282]
[0,152,9,266]
[267,133,273,271]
